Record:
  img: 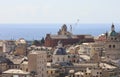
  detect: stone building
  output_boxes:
[66,63,118,77]
[58,24,72,35]
[20,61,28,72]
[0,56,13,74]
[105,24,120,60]
[14,38,27,56]
[78,42,104,63]
[45,24,94,47]
[3,40,16,53]
[28,49,47,77]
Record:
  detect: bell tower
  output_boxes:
[111,23,115,31]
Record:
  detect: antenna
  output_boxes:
[73,19,79,34]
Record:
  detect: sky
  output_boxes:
[0,0,120,24]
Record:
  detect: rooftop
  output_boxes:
[74,63,97,67]
[0,56,13,65]
[100,63,117,70]
[79,55,90,61]
[75,71,84,75]
[3,69,29,74]
[53,47,67,55]
[50,35,78,39]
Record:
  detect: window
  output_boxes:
[73,55,76,58]
[51,71,53,74]
[97,72,99,74]
[111,38,113,40]
[57,58,59,61]
[109,45,111,48]
[63,57,65,61]
[26,68,28,72]
[74,60,75,62]
[47,71,48,74]
[113,45,115,48]
[15,66,17,68]
[42,73,44,77]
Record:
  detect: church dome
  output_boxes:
[53,40,67,55]
[0,56,13,65]
[53,47,67,55]
[108,31,117,36]
[108,24,118,36]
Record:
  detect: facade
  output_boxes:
[3,40,16,53]
[47,68,59,77]
[67,45,80,63]
[14,38,27,56]
[20,61,28,72]
[66,63,118,77]
[68,54,79,63]
[0,41,3,52]
[45,24,94,47]
[80,42,104,56]
[28,50,47,77]
[105,24,120,60]
[0,41,5,56]
[0,56,13,73]
[2,38,27,55]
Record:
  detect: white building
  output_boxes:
[52,41,68,64]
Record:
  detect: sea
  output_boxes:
[0,23,120,41]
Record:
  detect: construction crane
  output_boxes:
[69,19,79,34]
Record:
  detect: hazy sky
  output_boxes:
[0,0,120,24]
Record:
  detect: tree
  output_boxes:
[32,40,40,46]
[40,37,45,45]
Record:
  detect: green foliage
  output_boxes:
[41,37,45,45]
[32,40,40,46]
[32,37,45,46]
